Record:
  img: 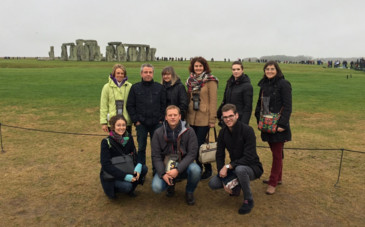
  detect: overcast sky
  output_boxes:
[1,0,364,60]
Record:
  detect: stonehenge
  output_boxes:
[56,39,156,62]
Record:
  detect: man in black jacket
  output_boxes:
[209,104,263,215]
[127,63,166,165]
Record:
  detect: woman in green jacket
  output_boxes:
[100,64,132,133]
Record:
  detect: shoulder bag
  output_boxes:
[258,92,283,134]
[198,127,218,164]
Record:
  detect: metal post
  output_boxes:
[334,149,344,188]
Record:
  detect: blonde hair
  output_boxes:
[161,66,179,85]
[111,64,127,77]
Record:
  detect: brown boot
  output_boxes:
[266,185,276,195]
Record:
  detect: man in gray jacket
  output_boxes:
[151,105,201,205]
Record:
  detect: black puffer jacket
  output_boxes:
[254,76,292,142]
[217,74,253,125]
[127,79,166,127]
[164,79,189,120]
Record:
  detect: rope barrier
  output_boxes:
[1,122,364,187]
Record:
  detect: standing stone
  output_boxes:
[61,44,68,61]
[48,46,55,60]
[116,44,126,61]
[137,46,147,61]
[127,46,138,62]
[69,44,77,61]
[81,45,90,61]
[106,45,115,62]
[147,48,157,61]
[76,39,84,61]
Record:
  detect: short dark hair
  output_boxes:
[221,104,237,114]
[166,105,181,115]
[232,61,243,69]
[140,63,154,73]
[189,56,211,74]
[263,61,284,78]
[109,114,127,131]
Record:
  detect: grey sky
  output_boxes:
[1,0,364,60]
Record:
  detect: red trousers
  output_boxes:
[268,142,284,187]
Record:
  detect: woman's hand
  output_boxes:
[277,127,285,132]
[134,171,140,181]
[102,125,108,132]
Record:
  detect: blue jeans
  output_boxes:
[208,165,256,200]
[114,165,148,194]
[136,123,162,165]
[151,162,201,193]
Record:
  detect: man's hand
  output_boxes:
[223,183,233,194]
[162,174,174,186]
[166,168,179,179]
[219,167,228,178]
[135,121,141,126]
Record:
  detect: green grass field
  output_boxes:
[0,59,364,226]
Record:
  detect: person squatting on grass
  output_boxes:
[151,105,201,205]
[100,115,148,199]
[254,61,292,195]
[217,61,253,126]
[100,64,133,134]
[209,104,263,215]
[127,63,166,165]
[186,56,218,180]
[161,66,189,121]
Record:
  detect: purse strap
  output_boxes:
[205,127,218,143]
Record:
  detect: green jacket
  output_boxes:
[100,76,132,126]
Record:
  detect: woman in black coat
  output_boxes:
[254,61,292,195]
[161,66,188,120]
[218,61,253,125]
[100,115,148,199]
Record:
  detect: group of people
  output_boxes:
[99,57,292,215]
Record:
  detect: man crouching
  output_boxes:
[151,105,201,205]
[209,104,263,214]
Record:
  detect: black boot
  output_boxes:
[201,163,212,180]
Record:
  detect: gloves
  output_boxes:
[124,174,133,182]
[134,163,142,174]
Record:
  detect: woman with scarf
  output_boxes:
[100,115,148,199]
[217,61,253,125]
[254,61,292,195]
[161,66,188,120]
[100,64,132,134]
[186,57,218,180]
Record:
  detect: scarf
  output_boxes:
[186,72,218,92]
[163,121,182,153]
[110,74,128,88]
[109,130,129,147]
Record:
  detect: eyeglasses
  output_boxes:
[221,114,235,121]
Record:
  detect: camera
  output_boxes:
[192,92,200,111]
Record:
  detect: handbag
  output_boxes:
[198,127,218,164]
[258,92,283,134]
[102,137,135,181]
[221,171,239,190]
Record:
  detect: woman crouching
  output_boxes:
[100,115,148,199]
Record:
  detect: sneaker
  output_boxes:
[266,185,276,195]
[166,185,175,197]
[238,199,254,215]
[185,192,195,205]
[201,170,212,180]
[262,179,282,185]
